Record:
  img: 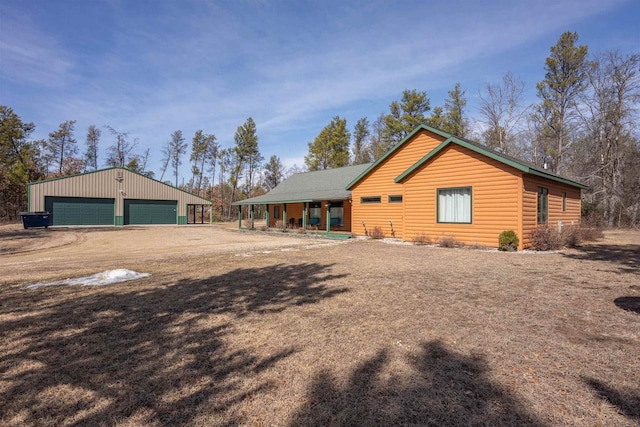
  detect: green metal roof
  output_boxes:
[233,163,372,205]
[347,124,588,190]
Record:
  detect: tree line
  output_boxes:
[1,32,638,226]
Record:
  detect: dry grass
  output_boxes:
[0,224,639,426]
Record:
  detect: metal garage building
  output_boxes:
[28,167,212,226]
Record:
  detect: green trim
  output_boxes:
[265,204,270,228]
[526,168,588,189]
[178,216,187,224]
[115,216,124,226]
[436,186,473,224]
[233,198,313,206]
[27,183,31,211]
[346,125,435,190]
[27,166,212,204]
[343,123,586,190]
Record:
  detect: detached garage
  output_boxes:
[28,167,211,226]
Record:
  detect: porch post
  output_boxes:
[326,201,331,232]
[283,203,287,229]
[209,204,212,224]
[238,205,242,229]
[302,202,307,230]
[250,204,255,229]
[265,204,270,228]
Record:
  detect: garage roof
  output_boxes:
[233,163,372,205]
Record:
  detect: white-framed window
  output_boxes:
[437,187,472,224]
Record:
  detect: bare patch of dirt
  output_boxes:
[0,227,638,426]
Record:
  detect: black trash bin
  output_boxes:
[19,212,50,229]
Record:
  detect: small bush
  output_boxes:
[274,220,284,230]
[579,226,604,242]
[260,225,267,232]
[242,219,254,229]
[530,225,562,251]
[560,225,581,247]
[297,227,306,234]
[438,235,462,248]
[413,232,431,245]
[369,226,385,239]
[498,230,519,251]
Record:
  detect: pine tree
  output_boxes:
[533,31,589,173]
[84,125,100,171]
[263,155,285,189]
[352,117,371,165]
[169,130,187,187]
[382,89,430,146]
[305,116,351,170]
[47,120,77,175]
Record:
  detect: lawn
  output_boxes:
[0,225,638,426]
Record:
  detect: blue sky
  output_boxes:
[1,0,638,182]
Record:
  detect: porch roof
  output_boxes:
[233,163,372,206]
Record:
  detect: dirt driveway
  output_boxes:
[0,224,338,285]
[0,224,639,426]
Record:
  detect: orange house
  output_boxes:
[235,125,586,249]
[347,125,586,249]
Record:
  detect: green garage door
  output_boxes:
[124,199,177,225]
[45,197,115,226]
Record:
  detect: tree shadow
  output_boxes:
[561,243,640,274]
[584,377,640,422]
[0,263,348,426]
[614,296,640,314]
[289,340,544,426]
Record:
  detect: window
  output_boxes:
[308,202,321,225]
[329,201,344,226]
[361,196,381,204]
[562,192,567,212]
[537,187,548,224]
[388,195,403,203]
[437,187,472,223]
[273,205,280,219]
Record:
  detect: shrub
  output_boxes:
[438,235,462,248]
[260,225,267,232]
[579,226,604,242]
[560,225,581,247]
[242,219,254,229]
[413,232,431,245]
[498,230,519,251]
[297,227,306,234]
[369,226,385,239]
[274,220,284,230]
[530,225,562,251]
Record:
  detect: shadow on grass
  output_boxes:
[0,263,348,426]
[561,243,640,274]
[289,340,544,426]
[614,296,640,314]
[584,377,640,422]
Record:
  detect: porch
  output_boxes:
[235,199,352,234]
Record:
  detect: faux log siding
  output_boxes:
[403,145,521,248]
[351,130,446,237]
[268,201,352,231]
[29,168,209,217]
[521,175,581,248]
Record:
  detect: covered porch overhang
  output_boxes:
[232,198,351,235]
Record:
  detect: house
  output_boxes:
[233,163,371,233]
[236,125,586,249]
[28,167,212,226]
